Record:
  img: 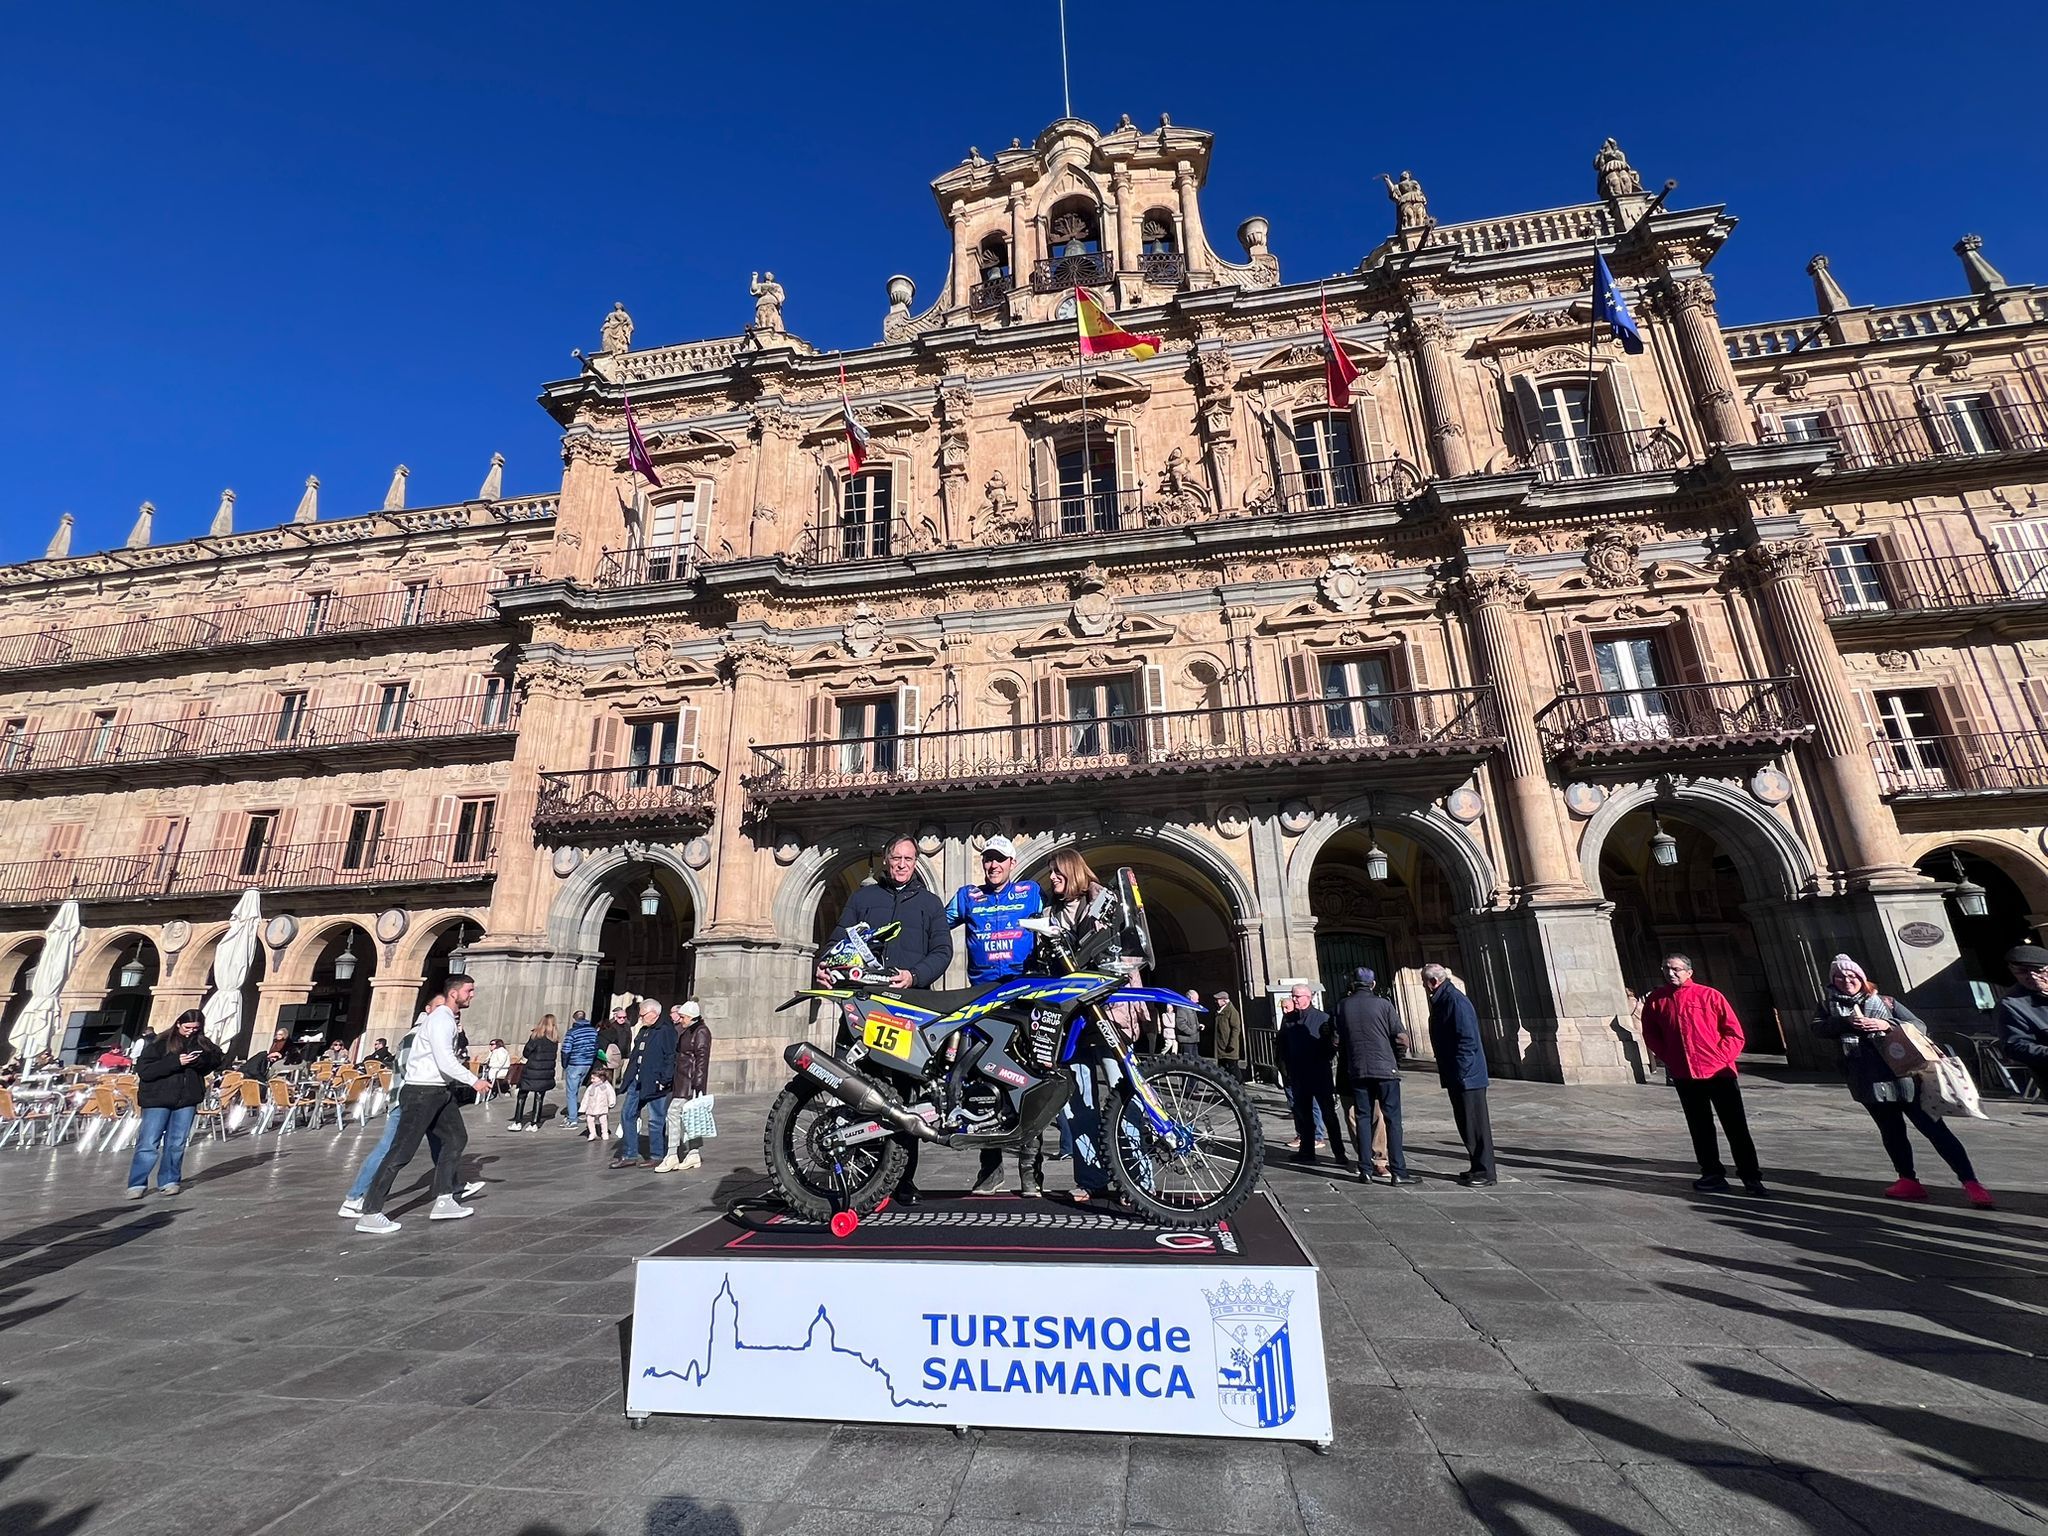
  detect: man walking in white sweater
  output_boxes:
[355,975,492,1235]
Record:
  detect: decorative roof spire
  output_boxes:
[125,501,155,548]
[209,489,235,536]
[478,452,504,502]
[1956,233,2008,294]
[45,512,74,559]
[293,475,319,523]
[383,465,410,511]
[1808,254,1851,315]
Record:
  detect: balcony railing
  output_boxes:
[1773,402,2048,471]
[1030,252,1115,294]
[0,833,497,909]
[1522,425,1691,483]
[0,579,507,677]
[1030,485,1148,540]
[592,542,707,588]
[1536,678,1811,762]
[794,516,928,566]
[1135,252,1186,285]
[746,688,1503,801]
[1277,459,1425,514]
[534,764,719,838]
[1870,731,2048,798]
[1815,551,2048,621]
[969,274,1015,312]
[0,694,517,783]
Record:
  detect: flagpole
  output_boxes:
[1057,0,1072,118]
[1587,248,1601,468]
[1075,289,1093,535]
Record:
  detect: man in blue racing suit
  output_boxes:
[947,836,1046,1194]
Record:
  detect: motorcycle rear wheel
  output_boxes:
[1100,1055,1264,1228]
[764,1077,909,1224]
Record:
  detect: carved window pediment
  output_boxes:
[800,401,929,445]
[642,426,738,463]
[1013,372,1150,417]
[787,637,938,679]
[1472,303,1595,354]
[1242,339,1387,385]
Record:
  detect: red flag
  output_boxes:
[622,390,659,488]
[1075,288,1160,359]
[1321,287,1360,410]
[840,362,871,476]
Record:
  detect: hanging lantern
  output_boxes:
[1648,813,1680,869]
[332,932,358,982]
[1949,851,1989,920]
[448,922,471,974]
[117,943,146,990]
[640,880,661,917]
[1364,827,1390,883]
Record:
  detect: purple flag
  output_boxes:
[623,391,660,487]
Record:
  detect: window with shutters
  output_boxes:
[138,815,187,882]
[452,797,496,864]
[1873,689,1949,789]
[374,682,410,734]
[43,823,85,865]
[239,811,280,877]
[1989,520,2048,600]
[87,710,117,761]
[274,690,310,742]
[1824,542,1890,613]
[301,591,333,636]
[1292,412,1359,509]
[1592,635,1671,740]
[1780,411,1830,443]
[1,718,26,771]
[1054,434,1121,534]
[479,674,513,728]
[837,694,899,775]
[1066,675,1138,759]
[627,715,689,787]
[1534,382,1599,478]
[1321,654,1395,740]
[341,804,386,870]
[1944,393,2004,454]
[642,487,700,581]
[839,469,894,561]
[398,581,431,626]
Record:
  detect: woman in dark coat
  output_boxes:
[1813,954,1994,1208]
[509,1017,558,1130]
[127,1010,224,1198]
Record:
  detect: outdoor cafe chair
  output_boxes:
[0,1087,56,1150]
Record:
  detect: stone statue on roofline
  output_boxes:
[749,271,786,333]
[601,302,634,356]
[1595,138,1644,201]
[1381,171,1429,233]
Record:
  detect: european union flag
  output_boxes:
[1592,249,1645,355]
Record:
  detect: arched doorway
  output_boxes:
[301,924,376,1053]
[415,919,472,1014]
[0,941,42,1062]
[590,868,695,1021]
[1600,809,1783,1052]
[1916,846,2039,996]
[96,934,161,1053]
[1307,825,1468,1033]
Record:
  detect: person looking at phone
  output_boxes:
[125,1009,224,1200]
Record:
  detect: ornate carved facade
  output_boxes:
[4,117,2045,1089]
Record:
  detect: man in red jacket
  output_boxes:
[1638,954,1769,1196]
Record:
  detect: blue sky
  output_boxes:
[4,1,2043,564]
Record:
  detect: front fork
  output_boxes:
[1089,1010,1178,1139]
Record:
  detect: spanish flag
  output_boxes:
[1075,288,1160,361]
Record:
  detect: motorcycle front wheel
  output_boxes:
[763,1076,910,1223]
[1100,1055,1265,1228]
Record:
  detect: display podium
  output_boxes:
[625,1192,1331,1444]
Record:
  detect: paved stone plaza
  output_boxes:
[0,1072,2043,1536]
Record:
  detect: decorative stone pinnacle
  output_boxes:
[1955,233,2007,294]
[383,465,410,511]
[210,490,236,537]
[478,452,505,502]
[1807,254,1851,315]
[124,501,155,549]
[293,475,320,524]
[45,511,74,559]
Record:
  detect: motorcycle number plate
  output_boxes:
[861,1015,914,1059]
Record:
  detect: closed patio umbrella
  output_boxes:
[201,890,263,1051]
[9,901,83,1063]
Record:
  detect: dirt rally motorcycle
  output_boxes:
[765,868,1265,1233]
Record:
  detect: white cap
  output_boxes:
[677,1001,702,1019]
[981,835,1019,860]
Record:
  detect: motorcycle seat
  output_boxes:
[888,980,1015,1017]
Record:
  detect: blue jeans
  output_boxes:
[1352,1079,1407,1177]
[127,1105,196,1191]
[620,1084,670,1161]
[347,1099,444,1203]
[1062,1070,1110,1193]
[562,1062,590,1124]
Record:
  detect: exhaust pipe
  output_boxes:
[784,1041,939,1142]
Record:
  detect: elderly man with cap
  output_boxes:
[946,834,1046,1194]
[1210,989,1245,1079]
[1333,968,1418,1186]
[1998,942,2048,1094]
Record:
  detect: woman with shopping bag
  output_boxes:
[656,1002,714,1173]
[1811,954,1995,1208]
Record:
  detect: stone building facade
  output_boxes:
[3,116,2044,1090]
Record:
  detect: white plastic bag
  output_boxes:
[1917,1050,1987,1120]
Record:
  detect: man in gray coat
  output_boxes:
[1173,989,1204,1057]
[1332,969,1418,1186]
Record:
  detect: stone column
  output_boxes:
[1660,274,1749,446]
[1404,312,1471,477]
[556,426,624,585]
[948,200,972,310]
[1174,161,1211,279]
[1456,568,1577,898]
[936,382,971,546]
[364,976,421,1044]
[145,986,206,1032]
[1192,346,1237,509]
[704,640,792,940]
[1006,184,1028,298]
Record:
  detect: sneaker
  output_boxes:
[354,1213,401,1235]
[1692,1175,1731,1193]
[337,1198,364,1218]
[679,1150,702,1171]
[1962,1179,1996,1209]
[654,1153,682,1173]
[1741,1180,1771,1198]
[123,1186,146,1201]
[429,1196,474,1221]
[157,1183,182,1195]
[505,1122,522,1133]
[1455,1172,1498,1187]
[1883,1177,1929,1201]
[971,1168,1006,1196]
[461,1180,486,1199]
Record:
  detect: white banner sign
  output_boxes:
[626,1255,1330,1442]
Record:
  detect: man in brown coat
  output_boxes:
[1211,991,1245,1078]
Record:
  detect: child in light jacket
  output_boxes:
[579,1067,617,1141]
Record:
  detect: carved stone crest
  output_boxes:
[1585,527,1644,589]
[1069,565,1121,638]
[1876,648,1914,671]
[841,602,886,659]
[1317,553,1371,613]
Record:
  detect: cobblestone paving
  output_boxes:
[1,1069,2044,1535]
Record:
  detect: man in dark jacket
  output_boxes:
[612,999,679,1169]
[1425,965,1495,1185]
[1211,991,1245,1078]
[1173,990,1204,1057]
[819,837,953,990]
[1334,969,1417,1186]
[560,1010,600,1130]
[1999,943,2048,1091]
[127,1010,224,1198]
[1277,983,1350,1168]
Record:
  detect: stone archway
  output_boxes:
[547,847,707,1022]
[769,824,945,946]
[1913,839,2045,994]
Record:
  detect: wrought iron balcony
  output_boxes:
[0,833,497,909]
[1135,252,1186,285]
[0,579,508,678]
[534,764,719,839]
[1815,551,2048,622]
[1521,425,1691,482]
[745,688,1503,803]
[1774,401,2048,471]
[1870,730,2048,799]
[1030,251,1115,294]
[592,542,707,588]
[969,274,1015,312]
[0,694,517,786]
[1030,485,1148,540]
[793,516,932,566]
[1277,459,1426,514]
[1536,678,1811,765]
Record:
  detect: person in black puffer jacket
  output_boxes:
[509,1017,559,1130]
[127,1010,224,1199]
